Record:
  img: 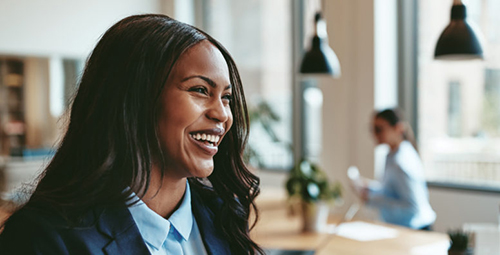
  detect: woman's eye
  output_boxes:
[189,86,208,95]
[222,94,233,104]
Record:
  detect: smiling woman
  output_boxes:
[0,14,263,255]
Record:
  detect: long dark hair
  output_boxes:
[375,108,418,151]
[10,14,262,254]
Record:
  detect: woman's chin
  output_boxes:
[191,160,215,178]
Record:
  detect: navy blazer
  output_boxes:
[0,184,232,255]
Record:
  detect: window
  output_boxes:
[418,0,500,188]
[200,0,294,170]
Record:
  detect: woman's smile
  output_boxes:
[188,127,225,156]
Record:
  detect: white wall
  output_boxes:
[0,0,165,58]
[429,188,500,232]
[318,0,376,212]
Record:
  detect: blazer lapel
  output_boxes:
[191,185,232,255]
[95,206,150,255]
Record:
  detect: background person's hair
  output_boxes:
[375,108,418,151]
[10,14,262,255]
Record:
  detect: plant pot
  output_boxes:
[301,201,329,233]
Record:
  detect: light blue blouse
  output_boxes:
[367,141,436,229]
[128,181,208,255]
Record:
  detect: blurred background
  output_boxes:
[0,0,499,251]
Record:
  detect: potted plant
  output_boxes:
[448,229,474,255]
[285,159,342,232]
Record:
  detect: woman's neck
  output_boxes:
[389,138,404,152]
[140,168,187,219]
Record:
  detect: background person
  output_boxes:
[358,109,436,230]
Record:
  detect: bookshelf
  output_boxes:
[0,58,26,157]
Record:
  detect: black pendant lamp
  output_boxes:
[300,12,341,77]
[434,0,483,60]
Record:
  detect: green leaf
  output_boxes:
[306,182,320,200]
[300,161,312,176]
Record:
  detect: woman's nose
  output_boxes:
[206,98,230,123]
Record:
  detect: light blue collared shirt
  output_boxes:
[128,181,208,255]
[367,141,436,229]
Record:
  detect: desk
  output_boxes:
[252,189,449,255]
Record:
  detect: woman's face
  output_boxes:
[157,40,233,179]
[372,117,401,145]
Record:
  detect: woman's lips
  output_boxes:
[190,134,218,156]
[188,127,225,156]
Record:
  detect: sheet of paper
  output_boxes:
[335,221,399,241]
[410,240,449,255]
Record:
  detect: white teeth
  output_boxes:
[191,133,221,144]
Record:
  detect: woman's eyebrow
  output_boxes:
[182,75,232,90]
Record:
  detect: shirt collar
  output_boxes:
[169,180,193,241]
[128,180,193,250]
